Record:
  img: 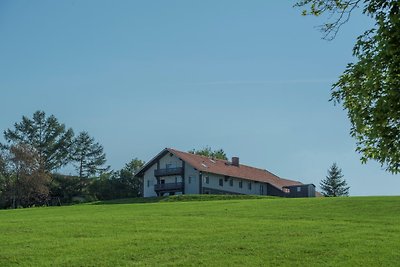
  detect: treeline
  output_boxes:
[0,111,144,209]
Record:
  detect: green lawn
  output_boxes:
[0,196,399,266]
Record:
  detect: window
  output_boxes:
[283,188,290,193]
[229,179,233,187]
[219,178,223,187]
[166,163,172,169]
[297,187,301,192]
[189,176,192,184]
[248,182,252,190]
[239,180,243,188]
[147,180,150,187]
[175,177,177,183]
[205,176,209,184]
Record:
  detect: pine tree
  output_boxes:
[71,132,109,178]
[2,111,74,172]
[320,163,350,197]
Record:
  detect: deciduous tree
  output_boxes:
[4,144,50,208]
[189,146,228,160]
[115,158,145,198]
[295,0,400,173]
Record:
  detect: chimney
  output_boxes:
[232,157,239,167]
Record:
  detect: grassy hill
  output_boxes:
[0,196,399,266]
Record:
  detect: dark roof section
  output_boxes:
[135,148,303,190]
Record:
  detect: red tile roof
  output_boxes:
[168,148,303,190]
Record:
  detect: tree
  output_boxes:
[71,132,109,178]
[112,158,145,198]
[3,111,74,172]
[88,158,145,200]
[2,143,51,208]
[189,146,228,160]
[0,150,8,207]
[295,1,400,173]
[89,172,116,200]
[320,163,350,197]
[50,174,85,204]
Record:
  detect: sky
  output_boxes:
[0,0,398,196]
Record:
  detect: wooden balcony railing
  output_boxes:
[154,182,184,192]
[154,167,183,177]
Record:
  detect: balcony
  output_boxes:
[154,167,183,177]
[154,182,184,192]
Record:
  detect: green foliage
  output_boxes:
[50,174,85,204]
[320,163,350,197]
[189,146,228,160]
[294,0,363,40]
[296,0,400,173]
[3,111,74,172]
[0,197,399,266]
[117,158,145,197]
[0,111,145,208]
[71,132,109,178]
[1,144,51,208]
[88,172,116,200]
[0,151,7,197]
[89,158,145,200]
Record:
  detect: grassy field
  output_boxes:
[0,196,399,266]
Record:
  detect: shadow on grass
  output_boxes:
[88,194,277,205]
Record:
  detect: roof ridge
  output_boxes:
[168,148,229,162]
[168,147,280,177]
[279,177,302,183]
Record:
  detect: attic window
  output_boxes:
[201,163,208,168]
[209,159,216,163]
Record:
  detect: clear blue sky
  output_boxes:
[1,0,398,196]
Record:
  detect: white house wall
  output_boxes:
[159,153,183,169]
[143,152,189,197]
[184,164,199,194]
[143,152,271,197]
[143,163,157,197]
[202,172,267,195]
[158,153,184,187]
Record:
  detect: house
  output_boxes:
[134,148,316,198]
